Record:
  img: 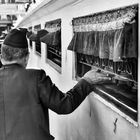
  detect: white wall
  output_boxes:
[25,0,139,139]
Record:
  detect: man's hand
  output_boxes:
[82,69,112,84]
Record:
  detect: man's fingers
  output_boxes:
[83,69,112,84]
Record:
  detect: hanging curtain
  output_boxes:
[37,29,48,39]
[40,19,61,50]
[113,28,124,62]
[108,30,115,60]
[68,4,138,62]
[122,21,138,58]
[68,31,99,56]
[28,25,41,42]
[27,31,32,38]
[29,33,37,41]
[27,27,32,38]
[40,30,61,46]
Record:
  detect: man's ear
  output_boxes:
[24,54,29,67]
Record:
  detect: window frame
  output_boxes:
[70,4,138,124]
[34,24,41,56]
[44,19,62,73]
[46,43,62,73]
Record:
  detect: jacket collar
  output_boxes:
[1,63,24,69]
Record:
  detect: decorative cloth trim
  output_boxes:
[45,18,61,33]
[73,5,138,32]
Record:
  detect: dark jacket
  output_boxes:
[0,63,92,140]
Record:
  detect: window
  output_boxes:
[40,19,61,72]
[9,0,15,3]
[34,24,41,55]
[12,15,17,21]
[68,4,138,122]
[1,0,5,4]
[27,27,32,48]
[45,30,61,67]
[7,15,11,20]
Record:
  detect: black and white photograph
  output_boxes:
[0,0,139,140]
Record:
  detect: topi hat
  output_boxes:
[3,28,28,49]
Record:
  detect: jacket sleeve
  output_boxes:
[37,70,93,114]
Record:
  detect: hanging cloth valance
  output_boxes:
[27,31,32,38]
[68,4,138,61]
[44,18,61,32]
[37,29,48,39]
[28,24,41,42]
[29,29,48,42]
[68,31,99,56]
[68,29,124,61]
[28,33,37,41]
[68,22,137,61]
[27,26,32,38]
[122,21,138,58]
[40,30,61,46]
[40,19,61,46]
[72,5,137,32]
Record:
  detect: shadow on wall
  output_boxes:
[54,96,97,140]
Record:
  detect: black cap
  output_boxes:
[3,29,28,49]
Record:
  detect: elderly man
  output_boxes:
[0,29,110,140]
